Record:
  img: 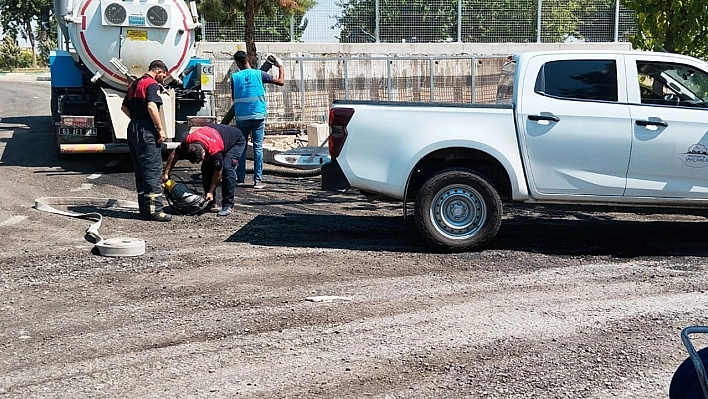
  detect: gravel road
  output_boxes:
[1,75,707,399]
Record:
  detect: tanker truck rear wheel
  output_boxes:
[414,169,502,252]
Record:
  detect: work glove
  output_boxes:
[266,54,282,67]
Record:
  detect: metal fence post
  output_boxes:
[375,0,380,43]
[614,0,620,42]
[344,58,349,100]
[430,58,435,102]
[470,56,476,104]
[290,15,295,42]
[536,0,542,43]
[457,0,462,43]
[387,58,392,100]
[300,60,305,125]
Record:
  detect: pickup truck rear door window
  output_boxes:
[518,55,631,197]
[626,58,708,199]
[535,60,618,102]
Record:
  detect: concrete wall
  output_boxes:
[199,42,635,130]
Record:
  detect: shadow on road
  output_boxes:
[228,209,708,257]
[494,214,708,257]
[0,115,133,174]
[227,214,427,253]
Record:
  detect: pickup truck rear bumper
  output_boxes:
[321,160,351,191]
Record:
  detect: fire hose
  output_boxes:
[33,197,146,257]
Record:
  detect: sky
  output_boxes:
[301,0,342,43]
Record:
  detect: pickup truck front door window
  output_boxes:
[626,59,708,199]
[519,56,632,197]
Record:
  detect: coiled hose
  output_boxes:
[221,108,323,178]
[252,165,322,177]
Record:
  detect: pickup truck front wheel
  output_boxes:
[415,170,502,252]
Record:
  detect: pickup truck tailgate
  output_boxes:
[327,101,518,200]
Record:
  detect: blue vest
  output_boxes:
[231,69,267,121]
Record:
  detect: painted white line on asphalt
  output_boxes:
[70,183,93,192]
[87,173,101,180]
[1,215,27,227]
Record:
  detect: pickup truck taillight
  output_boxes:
[328,107,355,158]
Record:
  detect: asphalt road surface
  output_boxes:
[1,74,708,399]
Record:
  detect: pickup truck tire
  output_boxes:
[415,169,502,252]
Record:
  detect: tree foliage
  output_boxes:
[334,0,617,43]
[0,0,53,67]
[622,0,708,59]
[37,20,57,67]
[0,36,31,70]
[199,0,315,63]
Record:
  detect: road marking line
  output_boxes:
[87,173,101,180]
[70,183,93,192]
[1,215,26,226]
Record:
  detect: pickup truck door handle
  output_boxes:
[636,119,668,127]
[528,114,560,122]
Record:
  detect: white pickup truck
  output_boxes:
[322,50,708,252]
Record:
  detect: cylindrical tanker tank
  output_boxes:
[60,0,200,91]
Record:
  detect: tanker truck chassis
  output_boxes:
[50,0,215,156]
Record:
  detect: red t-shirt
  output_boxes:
[122,74,162,121]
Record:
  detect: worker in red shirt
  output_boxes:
[163,123,246,217]
[121,60,171,222]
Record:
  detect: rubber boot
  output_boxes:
[136,194,147,218]
[146,193,172,222]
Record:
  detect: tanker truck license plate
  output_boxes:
[60,128,97,136]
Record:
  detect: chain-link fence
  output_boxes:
[210,54,508,131]
[202,0,636,44]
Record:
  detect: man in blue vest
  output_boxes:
[231,50,285,189]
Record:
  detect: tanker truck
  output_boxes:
[49,0,215,156]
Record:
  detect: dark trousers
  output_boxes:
[201,144,242,208]
[127,120,165,216]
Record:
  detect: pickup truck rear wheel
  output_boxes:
[415,169,502,252]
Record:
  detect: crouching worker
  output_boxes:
[162,123,246,217]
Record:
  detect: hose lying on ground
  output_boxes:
[255,165,322,177]
[34,197,146,257]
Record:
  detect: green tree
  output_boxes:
[462,0,537,43]
[0,0,53,68]
[199,0,315,63]
[334,0,376,42]
[334,0,616,43]
[37,31,57,67]
[0,35,29,70]
[622,0,708,59]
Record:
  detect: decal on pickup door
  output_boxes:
[682,144,708,168]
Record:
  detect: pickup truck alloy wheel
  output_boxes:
[415,169,502,252]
